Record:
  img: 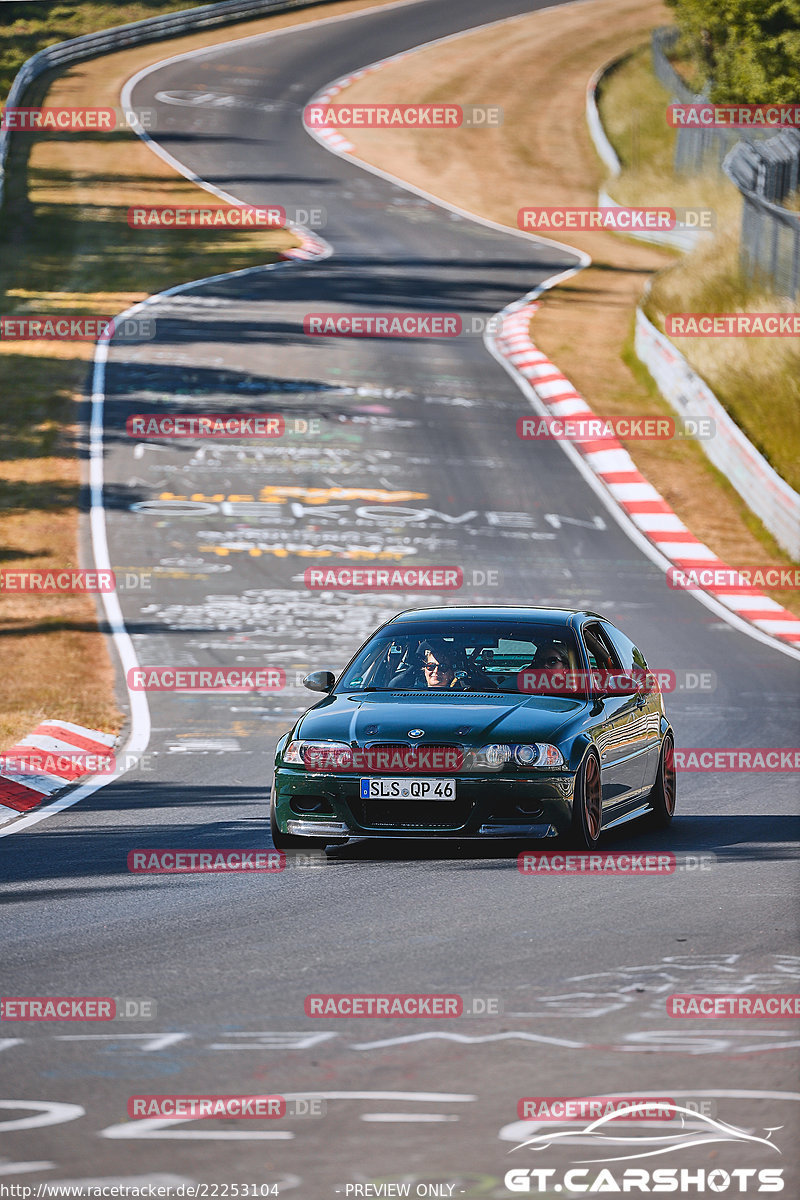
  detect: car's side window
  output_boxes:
[602,622,647,673]
[582,622,623,671]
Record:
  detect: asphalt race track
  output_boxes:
[2,0,799,1194]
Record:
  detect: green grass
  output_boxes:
[598,43,800,497]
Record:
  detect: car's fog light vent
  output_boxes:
[290,795,333,815]
[515,801,544,817]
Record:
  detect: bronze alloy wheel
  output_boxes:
[583,752,603,840]
[569,751,603,848]
[648,732,677,828]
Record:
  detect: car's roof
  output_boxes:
[387,606,604,625]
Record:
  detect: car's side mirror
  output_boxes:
[303,670,336,694]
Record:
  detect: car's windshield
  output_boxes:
[336,620,584,696]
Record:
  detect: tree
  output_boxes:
[666,0,800,103]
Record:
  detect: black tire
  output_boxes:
[647,731,677,829]
[270,801,329,850]
[567,751,603,849]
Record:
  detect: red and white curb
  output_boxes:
[495,305,800,646]
[279,226,328,261]
[0,721,117,824]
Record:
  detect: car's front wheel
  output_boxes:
[568,751,603,849]
[647,731,676,829]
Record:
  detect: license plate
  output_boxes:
[360,777,456,800]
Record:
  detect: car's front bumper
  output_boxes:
[273,767,575,839]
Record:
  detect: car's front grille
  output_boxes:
[353,799,472,830]
[361,742,463,773]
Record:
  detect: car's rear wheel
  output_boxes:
[568,751,603,849]
[270,799,329,850]
[647,731,676,829]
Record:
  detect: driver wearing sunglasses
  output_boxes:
[421,644,461,689]
[530,641,570,670]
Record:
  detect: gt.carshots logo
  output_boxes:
[503,1169,784,1193]
[505,1102,784,1192]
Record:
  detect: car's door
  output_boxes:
[581,620,647,804]
[602,620,663,789]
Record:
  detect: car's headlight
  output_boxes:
[283,740,352,770]
[471,743,564,770]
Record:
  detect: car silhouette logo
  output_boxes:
[408,729,424,738]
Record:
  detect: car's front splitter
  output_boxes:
[274,768,574,838]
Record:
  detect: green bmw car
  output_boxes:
[270,606,676,850]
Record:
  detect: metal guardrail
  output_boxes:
[650,26,697,105]
[651,27,800,295]
[636,308,800,559]
[724,131,800,298]
[0,0,324,217]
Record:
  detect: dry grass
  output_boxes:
[333,0,800,614]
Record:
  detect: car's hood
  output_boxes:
[294,690,585,746]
